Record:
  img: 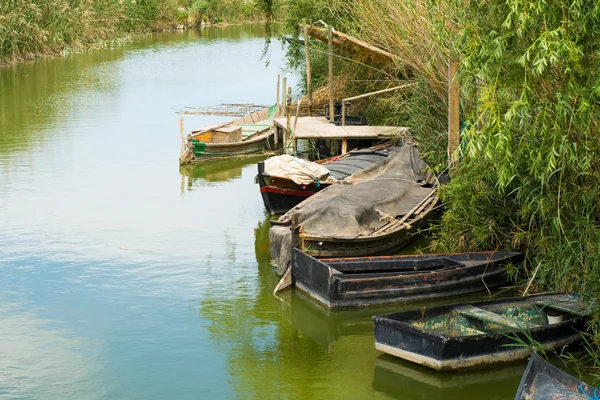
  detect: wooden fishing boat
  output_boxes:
[292,249,523,309]
[257,145,396,215]
[373,293,588,371]
[179,105,277,164]
[269,145,439,275]
[515,353,597,400]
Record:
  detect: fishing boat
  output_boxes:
[257,145,396,215]
[292,249,523,309]
[179,105,277,164]
[373,293,588,371]
[270,145,438,274]
[515,353,597,400]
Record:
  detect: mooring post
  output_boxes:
[286,87,292,154]
[303,20,313,117]
[276,74,281,116]
[179,118,185,156]
[328,25,334,124]
[282,77,287,115]
[448,59,460,173]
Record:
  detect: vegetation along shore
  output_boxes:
[0,0,270,66]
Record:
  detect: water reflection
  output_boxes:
[372,355,524,400]
[179,154,267,191]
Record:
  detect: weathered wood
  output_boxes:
[303,20,313,117]
[328,25,335,124]
[458,306,540,330]
[302,24,399,63]
[276,74,280,116]
[179,118,185,156]
[341,139,348,155]
[282,76,287,115]
[273,266,293,295]
[448,59,460,172]
[286,87,292,154]
[273,117,409,139]
[293,99,302,154]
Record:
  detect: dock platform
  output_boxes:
[273,117,409,154]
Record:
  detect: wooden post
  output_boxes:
[282,77,287,115]
[303,20,313,117]
[341,102,346,126]
[293,100,302,154]
[448,59,460,173]
[328,25,334,123]
[341,139,348,155]
[286,87,292,154]
[276,74,280,116]
[179,118,185,156]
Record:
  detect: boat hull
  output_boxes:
[373,293,588,371]
[515,353,595,399]
[188,131,274,163]
[293,249,521,309]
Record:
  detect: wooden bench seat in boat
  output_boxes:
[458,306,541,330]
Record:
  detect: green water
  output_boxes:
[0,24,524,399]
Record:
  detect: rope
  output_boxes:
[579,384,600,400]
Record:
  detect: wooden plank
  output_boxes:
[533,300,587,317]
[303,24,399,63]
[458,306,540,330]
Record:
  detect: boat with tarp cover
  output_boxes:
[292,249,523,309]
[373,293,588,371]
[269,145,438,274]
[256,145,397,215]
[179,105,277,164]
[515,353,597,400]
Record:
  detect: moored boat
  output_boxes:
[179,105,277,164]
[373,293,588,371]
[270,145,438,274]
[515,353,597,400]
[292,249,523,309]
[257,145,396,215]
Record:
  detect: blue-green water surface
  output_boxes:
[0,24,524,399]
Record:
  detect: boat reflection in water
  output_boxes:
[372,354,525,400]
[179,154,267,192]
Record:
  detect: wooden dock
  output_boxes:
[273,116,409,154]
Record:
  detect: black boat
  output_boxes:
[373,293,588,371]
[515,353,597,399]
[292,249,523,309]
[257,146,395,215]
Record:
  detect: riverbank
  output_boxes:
[0,0,268,67]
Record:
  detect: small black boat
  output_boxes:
[373,293,588,371]
[515,353,597,399]
[257,146,394,215]
[293,249,523,309]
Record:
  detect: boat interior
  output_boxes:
[409,301,580,337]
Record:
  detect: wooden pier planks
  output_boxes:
[274,117,408,140]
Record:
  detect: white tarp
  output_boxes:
[264,155,336,186]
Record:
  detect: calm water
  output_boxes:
[0,25,524,399]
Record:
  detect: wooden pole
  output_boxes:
[303,20,313,117]
[448,59,460,173]
[286,87,292,154]
[276,74,280,116]
[293,100,302,154]
[328,25,334,123]
[179,118,185,156]
[282,77,287,115]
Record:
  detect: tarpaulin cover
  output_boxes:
[264,155,335,186]
[270,146,434,273]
